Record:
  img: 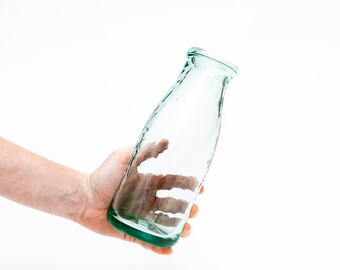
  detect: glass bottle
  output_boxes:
[107,47,238,248]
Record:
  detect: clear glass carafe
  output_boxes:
[107,47,238,247]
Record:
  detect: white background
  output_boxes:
[1,0,340,269]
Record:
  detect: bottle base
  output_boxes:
[107,207,180,248]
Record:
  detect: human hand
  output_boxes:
[78,139,203,255]
[114,139,199,228]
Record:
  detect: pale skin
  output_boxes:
[113,139,199,228]
[0,137,203,255]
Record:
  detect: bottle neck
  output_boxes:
[180,54,234,118]
[187,47,238,81]
[188,55,236,82]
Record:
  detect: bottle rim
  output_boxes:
[187,47,239,75]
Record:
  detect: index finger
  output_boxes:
[134,139,169,166]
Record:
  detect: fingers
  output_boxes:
[149,185,203,226]
[153,212,181,227]
[120,232,173,255]
[157,175,199,192]
[181,204,199,238]
[199,185,204,194]
[153,202,199,227]
[149,246,173,255]
[156,197,189,214]
[135,139,169,166]
[154,186,203,219]
[189,204,199,218]
[181,223,191,238]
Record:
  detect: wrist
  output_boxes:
[70,172,92,224]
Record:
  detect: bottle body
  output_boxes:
[107,47,238,247]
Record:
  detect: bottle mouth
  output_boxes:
[187,47,239,77]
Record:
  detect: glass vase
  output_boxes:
[107,47,238,248]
